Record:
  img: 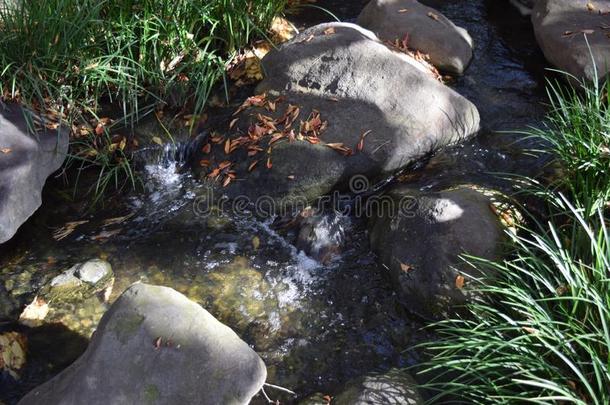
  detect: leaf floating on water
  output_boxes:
[102,213,134,227]
[91,228,122,241]
[455,275,465,289]
[52,220,89,241]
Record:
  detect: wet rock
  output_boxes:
[295,209,349,264]
[369,186,505,317]
[0,332,27,380]
[357,0,473,74]
[42,259,114,304]
[195,23,479,206]
[532,0,610,82]
[0,104,69,244]
[333,368,424,405]
[19,283,267,405]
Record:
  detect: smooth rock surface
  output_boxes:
[194,23,479,205]
[357,0,474,74]
[369,186,504,317]
[0,104,68,244]
[532,0,610,82]
[333,368,424,405]
[18,283,267,405]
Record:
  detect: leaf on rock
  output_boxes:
[0,148,11,154]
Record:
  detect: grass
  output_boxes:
[413,76,610,404]
[0,0,286,198]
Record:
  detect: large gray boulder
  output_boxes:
[19,283,267,405]
[357,0,473,74]
[532,0,610,82]
[0,104,68,243]
[194,23,479,206]
[369,186,505,317]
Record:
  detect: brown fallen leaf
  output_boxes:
[301,34,315,43]
[201,143,211,154]
[563,30,575,36]
[398,8,408,13]
[357,130,372,152]
[229,117,239,129]
[455,275,465,289]
[324,27,336,35]
[427,11,440,21]
[587,2,595,12]
[222,175,232,187]
[248,160,259,172]
[154,337,163,349]
[400,262,413,273]
[52,220,89,241]
[91,228,122,241]
[0,148,11,154]
[224,138,232,154]
[102,213,134,227]
[266,156,273,169]
[581,29,595,35]
[287,175,295,180]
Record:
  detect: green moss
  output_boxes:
[112,313,145,344]
[142,384,160,404]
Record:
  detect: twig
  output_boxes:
[264,382,297,396]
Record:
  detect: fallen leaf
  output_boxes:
[248,160,259,172]
[199,159,211,167]
[581,29,595,35]
[357,130,372,152]
[224,138,232,154]
[229,117,239,129]
[91,229,122,241]
[0,148,11,154]
[455,275,465,289]
[427,11,440,21]
[201,143,211,154]
[222,175,232,187]
[400,262,413,273]
[154,337,162,349]
[252,236,261,249]
[151,136,163,146]
[287,175,295,180]
[52,220,89,241]
[587,2,595,12]
[398,8,409,13]
[324,27,336,35]
[102,213,134,227]
[266,156,273,169]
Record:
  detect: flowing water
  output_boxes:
[0,1,550,403]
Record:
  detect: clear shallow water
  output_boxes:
[0,1,550,403]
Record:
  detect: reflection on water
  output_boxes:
[0,1,550,403]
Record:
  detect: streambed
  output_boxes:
[0,1,550,403]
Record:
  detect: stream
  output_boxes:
[0,1,550,403]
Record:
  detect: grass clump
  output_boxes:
[414,77,610,404]
[0,0,286,197]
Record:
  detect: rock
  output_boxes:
[0,332,27,380]
[19,283,267,405]
[532,0,610,82]
[368,186,505,317]
[295,209,349,264]
[42,259,114,304]
[0,104,69,244]
[357,0,473,74]
[333,368,424,405]
[194,23,479,206]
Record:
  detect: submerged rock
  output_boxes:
[333,368,424,405]
[194,23,479,206]
[19,283,267,405]
[357,0,474,74]
[532,0,610,82]
[42,259,114,304]
[369,186,505,317]
[0,104,69,244]
[0,332,27,380]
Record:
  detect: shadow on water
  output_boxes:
[0,0,552,403]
